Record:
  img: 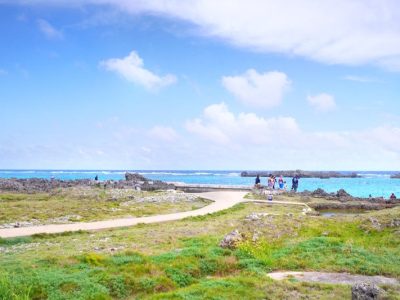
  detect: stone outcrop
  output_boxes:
[311,188,331,197]
[302,188,397,204]
[0,172,175,193]
[241,170,360,178]
[351,282,382,300]
[219,230,243,249]
[125,172,148,182]
[390,173,400,179]
[0,178,93,193]
[124,172,175,191]
[310,202,396,211]
[336,189,351,198]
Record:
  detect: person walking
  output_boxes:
[278,175,284,189]
[267,174,273,189]
[255,175,261,188]
[291,175,299,192]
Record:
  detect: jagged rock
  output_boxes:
[336,189,351,198]
[0,178,93,192]
[351,282,381,300]
[390,173,400,179]
[312,188,330,197]
[0,174,176,192]
[219,230,243,249]
[125,172,148,182]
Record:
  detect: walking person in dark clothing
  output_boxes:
[291,175,299,192]
[255,175,261,188]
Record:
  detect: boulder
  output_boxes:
[351,282,381,300]
[219,230,243,249]
[336,189,351,198]
[390,219,400,227]
[312,188,330,197]
[125,172,148,182]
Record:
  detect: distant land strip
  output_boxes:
[241,170,360,178]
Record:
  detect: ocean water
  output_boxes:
[0,170,399,199]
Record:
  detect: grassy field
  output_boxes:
[0,188,210,226]
[1,190,400,299]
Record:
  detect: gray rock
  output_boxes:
[0,173,176,192]
[312,188,330,197]
[125,172,148,182]
[336,189,351,199]
[390,219,400,227]
[219,230,243,249]
[245,212,270,221]
[351,282,381,300]
[369,218,382,231]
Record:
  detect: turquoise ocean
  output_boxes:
[0,170,399,199]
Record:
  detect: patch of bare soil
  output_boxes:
[268,271,399,286]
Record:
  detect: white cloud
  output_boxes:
[37,19,63,40]
[2,109,400,170]
[100,51,177,90]
[9,1,400,70]
[76,0,400,71]
[222,69,291,108]
[186,102,299,145]
[148,126,179,142]
[0,69,7,76]
[307,93,336,112]
[343,75,381,83]
[182,103,400,170]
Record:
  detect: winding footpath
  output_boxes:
[0,191,310,238]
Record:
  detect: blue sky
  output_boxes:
[0,1,399,170]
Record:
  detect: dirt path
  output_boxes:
[0,191,311,238]
[268,271,399,286]
[0,191,247,238]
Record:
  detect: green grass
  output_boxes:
[239,216,400,276]
[0,235,354,299]
[0,188,210,225]
[1,191,400,299]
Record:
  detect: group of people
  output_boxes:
[255,174,300,192]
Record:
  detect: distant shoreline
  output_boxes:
[240,170,360,179]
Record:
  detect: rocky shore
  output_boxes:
[0,172,175,193]
[300,188,398,210]
[241,170,360,178]
[390,173,400,179]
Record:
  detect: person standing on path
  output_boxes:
[278,175,284,189]
[268,174,273,189]
[255,175,261,188]
[291,175,299,192]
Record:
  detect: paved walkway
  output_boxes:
[0,191,310,238]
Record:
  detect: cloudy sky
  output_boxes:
[0,0,399,170]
